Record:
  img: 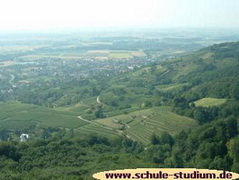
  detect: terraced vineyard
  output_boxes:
[0,101,121,139]
[0,102,197,144]
[96,106,198,144]
[75,123,118,137]
[0,102,87,130]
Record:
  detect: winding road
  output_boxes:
[0,71,15,84]
[9,74,15,84]
[76,95,131,139]
[77,115,114,131]
[77,116,92,123]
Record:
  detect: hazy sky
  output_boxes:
[0,0,239,31]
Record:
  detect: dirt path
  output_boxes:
[9,74,15,84]
[77,115,131,138]
[96,96,102,104]
[0,71,15,84]
[77,115,113,131]
[77,116,91,123]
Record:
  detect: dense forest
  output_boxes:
[0,117,238,179]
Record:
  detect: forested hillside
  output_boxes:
[98,41,239,125]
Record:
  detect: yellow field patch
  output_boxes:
[132,51,146,57]
[109,52,132,59]
[0,61,15,67]
[194,98,226,107]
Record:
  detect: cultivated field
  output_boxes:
[108,52,133,59]
[0,102,120,139]
[194,98,227,107]
[0,102,198,144]
[0,61,15,67]
[96,106,198,144]
[0,102,87,130]
[19,49,144,61]
[75,123,117,137]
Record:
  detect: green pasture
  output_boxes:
[194,98,227,107]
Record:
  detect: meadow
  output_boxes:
[194,98,227,107]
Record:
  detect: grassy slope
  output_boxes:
[0,102,88,130]
[0,101,120,138]
[194,98,227,107]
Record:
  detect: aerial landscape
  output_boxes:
[0,0,239,179]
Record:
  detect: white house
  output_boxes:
[20,134,29,142]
